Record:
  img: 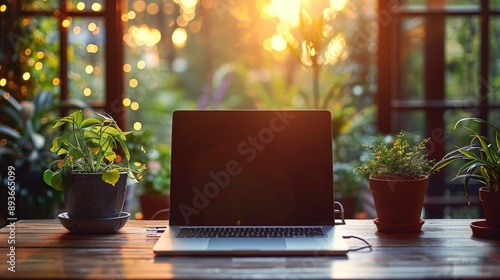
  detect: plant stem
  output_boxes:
[312,62,320,109]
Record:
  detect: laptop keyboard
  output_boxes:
[175,227,326,238]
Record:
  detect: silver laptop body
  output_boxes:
[153,110,348,256]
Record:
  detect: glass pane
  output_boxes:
[491,0,500,9]
[444,16,480,101]
[67,17,105,102]
[489,112,500,138]
[398,17,425,101]
[68,0,105,12]
[393,110,425,135]
[18,17,60,96]
[21,0,59,11]
[490,17,500,101]
[401,0,426,6]
[443,109,478,179]
[401,0,479,8]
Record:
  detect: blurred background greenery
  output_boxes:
[1,0,488,220]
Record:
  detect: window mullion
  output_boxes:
[60,0,69,117]
[479,0,489,129]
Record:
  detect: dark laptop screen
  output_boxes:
[169,110,335,226]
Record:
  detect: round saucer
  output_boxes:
[58,212,130,234]
[374,218,424,233]
[470,220,500,239]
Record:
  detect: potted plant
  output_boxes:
[356,131,435,232]
[43,110,145,227]
[431,117,500,233]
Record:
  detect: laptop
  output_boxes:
[153,110,349,256]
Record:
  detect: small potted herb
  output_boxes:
[356,131,435,232]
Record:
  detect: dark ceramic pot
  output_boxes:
[64,172,127,219]
[369,176,428,225]
[479,187,500,229]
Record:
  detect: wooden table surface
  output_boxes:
[1,219,500,279]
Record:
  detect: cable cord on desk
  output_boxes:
[343,235,372,252]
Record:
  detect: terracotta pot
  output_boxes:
[64,172,127,219]
[479,187,500,229]
[139,194,170,220]
[369,176,428,224]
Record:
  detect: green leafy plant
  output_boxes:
[431,118,500,204]
[356,131,435,179]
[0,90,88,171]
[43,110,146,191]
[142,143,171,195]
[126,129,170,195]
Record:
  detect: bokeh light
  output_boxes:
[172,28,187,48]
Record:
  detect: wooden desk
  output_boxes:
[1,219,500,279]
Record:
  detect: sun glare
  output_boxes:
[324,34,347,65]
[271,34,287,52]
[265,0,300,27]
[262,0,348,58]
[330,0,348,11]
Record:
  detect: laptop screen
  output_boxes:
[169,110,335,226]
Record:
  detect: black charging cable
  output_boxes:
[342,235,372,252]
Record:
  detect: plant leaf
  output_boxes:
[71,110,84,126]
[50,137,62,152]
[52,116,74,128]
[102,169,120,186]
[0,125,21,140]
[69,148,85,161]
[47,168,64,191]
[104,151,116,162]
[57,148,69,156]
[60,131,71,146]
[81,118,102,128]
[43,170,53,187]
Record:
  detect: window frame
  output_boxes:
[12,0,125,128]
[377,0,500,216]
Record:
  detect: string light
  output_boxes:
[130,102,140,110]
[22,72,30,81]
[88,22,97,32]
[172,28,187,47]
[62,18,71,28]
[85,65,94,74]
[76,2,85,11]
[83,88,92,96]
[123,64,132,73]
[137,60,146,69]
[129,79,138,88]
[35,62,43,70]
[91,3,102,12]
[133,122,142,130]
[122,98,131,107]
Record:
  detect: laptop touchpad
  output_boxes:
[208,239,286,250]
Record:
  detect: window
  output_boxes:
[1,0,378,219]
[0,0,125,126]
[378,0,500,217]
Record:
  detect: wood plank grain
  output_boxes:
[2,219,500,279]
